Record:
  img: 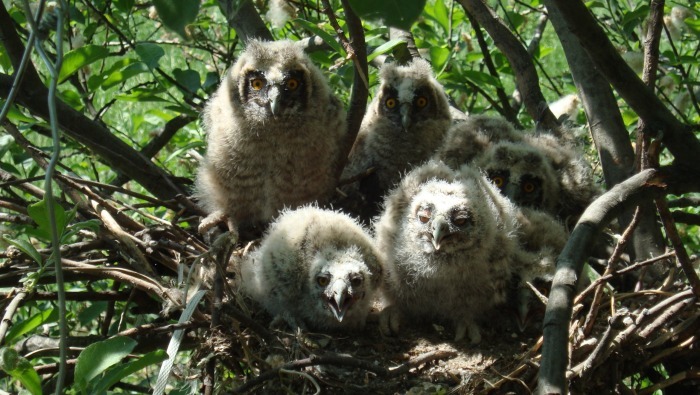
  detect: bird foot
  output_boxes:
[198,210,238,237]
[379,305,401,336]
[455,319,481,344]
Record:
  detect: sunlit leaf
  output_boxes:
[429,46,450,71]
[348,0,427,30]
[293,19,344,56]
[0,348,42,395]
[59,45,110,83]
[1,236,42,265]
[74,336,137,393]
[368,39,405,62]
[27,199,67,242]
[90,350,168,394]
[5,308,58,344]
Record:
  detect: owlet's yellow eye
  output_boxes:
[286,78,299,90]
[317,276,330,287]
[492,176,505,189]
[385,98,396,109]
[523,182,536,193]
[251,78,265,90]
[415,96,428,108]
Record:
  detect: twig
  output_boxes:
[637,368,700,395]
[228,350,457,394]
[0,289,27,346]
[655,197,700,296]
[582,206,642,336]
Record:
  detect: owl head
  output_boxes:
[308,245,377,324]
[375,58,451,132]
[226,39,332,124]
[476,141,560,212]
[435,114,522,169]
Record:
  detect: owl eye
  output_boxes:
[350,276,363,287]
[523,182,536,193]
[286,78,299,90]
[452,217,468,226]
[417,210,431,223]
[415,96,428,108]
[316,275,330,287]
[251,78,265,90]
[491,176,505,189]
[385,98,397,109]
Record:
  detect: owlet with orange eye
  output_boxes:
[476,141,560,214]
[341,57,452,222]
[241,206,384,332]
[375,160,524,344]
[195,39,346,239]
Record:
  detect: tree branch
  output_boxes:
[537,167,698,394]
[546,0,700,173]
[456,0,559,132]
[217,0,273,43]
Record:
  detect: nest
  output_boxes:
[1,170,699,394]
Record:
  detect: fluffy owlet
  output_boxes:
[474,141,561,213]
[435,115,599,225]
[375,160,522,343]
[240,206,383,331]
[435,114,521,170]
[341,58,452,219]
[195,39,346,237]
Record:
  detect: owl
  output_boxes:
[509,207,567,331]
[375,160,521,343]
[435,116,599,226]
[240,206,383,331]
[341,58,452,219]
[195,39,346,237]
[435,114,521,170]
[524,132,600,225]
[474,141,561,213]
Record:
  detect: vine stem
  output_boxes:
[20,0,68,392]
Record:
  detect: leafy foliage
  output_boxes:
[0,0,699,393]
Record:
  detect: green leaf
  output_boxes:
[59,45,110,83]
[5,308,58,345]
[367,39,405,62]
[101,62,150,89]
[0,348,42,395]
[153,0,199,38]
[173,68,201,95]
[429,46,450,71]
[462,70,503,89]
[74,336,137,393]
[27,199,67,242]
[293,19,344,56]
[429,0,450,33]
[90,350,168,394]
[135,43,165,70]
[348,0,427,30]
[2,236,43,265]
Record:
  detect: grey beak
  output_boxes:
[431,216,449,251]
[268,85,281,117]
[328,279,350,322]
[400,103,411,130]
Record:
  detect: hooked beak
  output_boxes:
[268,85,282,117]
[431,215,449,251]
[400,103,411,131]
[326,279,354,322]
